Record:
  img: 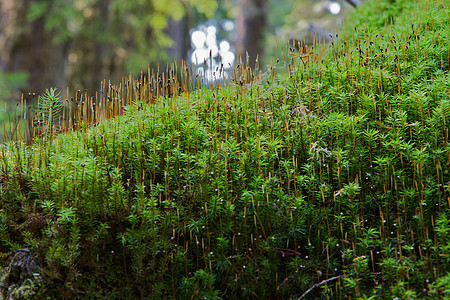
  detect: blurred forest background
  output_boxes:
[0,0,357,134]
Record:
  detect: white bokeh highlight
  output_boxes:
[189,20,236,83]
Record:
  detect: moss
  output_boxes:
[0,0,449,298]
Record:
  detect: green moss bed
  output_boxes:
[1,0,450,298]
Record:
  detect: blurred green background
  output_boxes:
[0,0,356,139]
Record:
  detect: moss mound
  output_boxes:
[1,0,449,298]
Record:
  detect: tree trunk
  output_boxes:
[68,0,110,94]
[167,17,191,62]
[0,0,66,98]
[235,0,267,69]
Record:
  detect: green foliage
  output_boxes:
[0,71,29,141]
[27,0,219,78]
[1,0,450,298]
[342,0,416,30]
[34,88,63,139]
[0,71,28,100]
[189,0,218,18]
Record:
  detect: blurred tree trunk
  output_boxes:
[0,0,67,98]
[167,17,191,63]
[235,0,267,69]
[345,0,361,8]
[0,0,15,71]
[70,0,110,94]
[1,0,220,99]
